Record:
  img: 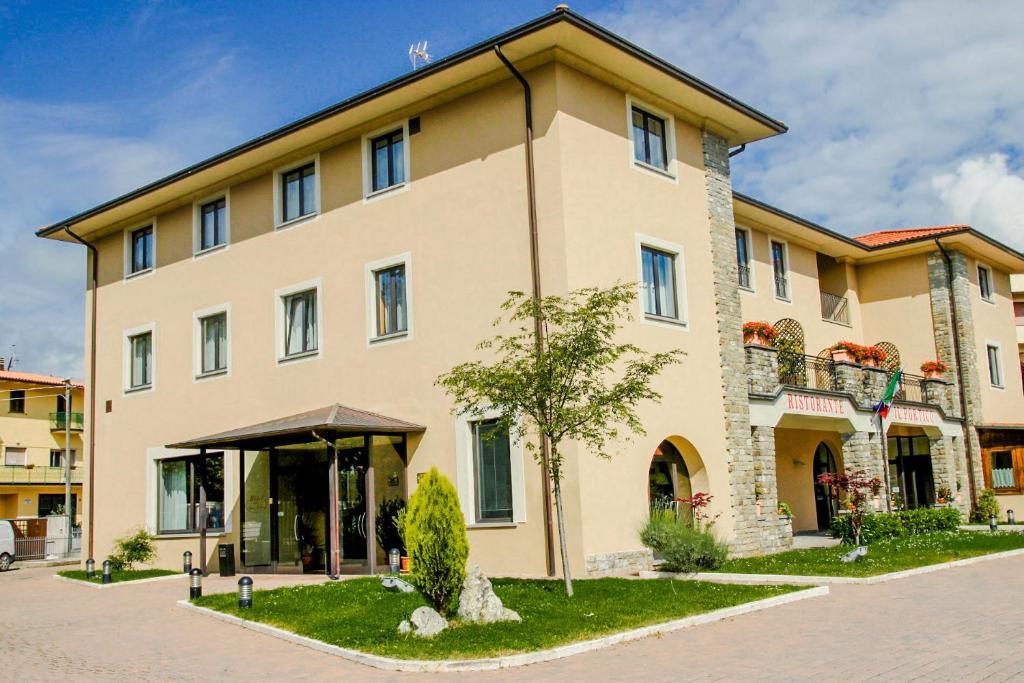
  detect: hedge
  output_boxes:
[830,507,962,544]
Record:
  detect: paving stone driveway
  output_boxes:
[4,556,1024,682]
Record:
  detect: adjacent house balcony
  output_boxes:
[50,412,84,432]
[819,291,850,325]
[0,466,83,485]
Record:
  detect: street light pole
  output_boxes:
[63,378,73,556]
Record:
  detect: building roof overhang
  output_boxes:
[165,403,426,451]
[37,8,785,244]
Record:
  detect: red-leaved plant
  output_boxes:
[677,492,718,529]
[816,470,882,545]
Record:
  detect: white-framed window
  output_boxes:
[362,120,411,199]
[736,227,754,291]
[193,191,230,255]
[123,323,155,393]
[273,155,320,229]
[454,412,526,526]
[49,449,78,468]
[193,304,230,379]
[123,220,156,278]
[770,239,790,301]
[635,233,688,328]
[978,263,995,303]
[3,447,27,467]
[157,452,226,534]
[364,252,413,345]
[626,96,676,179]
[275,279,322,363]
[987,342,1004,388]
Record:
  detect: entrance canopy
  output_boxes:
[166,403,426,451]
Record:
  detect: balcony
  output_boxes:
[50,412,84,432]
[0,465,83,485]
[820,291,850,325]
[777,353,837,392]
[738,264,752,289]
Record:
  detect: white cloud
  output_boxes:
[933,154,1024,248]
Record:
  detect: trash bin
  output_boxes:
[218,544,236,577]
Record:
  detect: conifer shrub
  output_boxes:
[403,467,469,613]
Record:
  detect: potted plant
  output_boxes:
[777,501,793,520]
[920,360,948,380]
[830,341,861,364]
[861,345,887,368]
[395,507,409,573]
[295,517,320,571]
[742,321,778,347]
[935,485,953,506]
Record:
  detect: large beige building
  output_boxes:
[38,9,1024,576]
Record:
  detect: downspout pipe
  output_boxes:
[64,226,98,560]
[494,44,556,578]
[728,143,747,158]
[935,238,978,511]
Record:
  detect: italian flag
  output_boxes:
[873,369,903,418]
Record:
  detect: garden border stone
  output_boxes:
[53,572,187,590]
[638,546,1024,586]
[176,586,828,672]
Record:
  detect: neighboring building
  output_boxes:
[36,9,1024,576]
[0,365,84,522]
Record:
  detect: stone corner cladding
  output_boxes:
[703,130,788,556]
[585,549,654,575]
[745,345,779,395]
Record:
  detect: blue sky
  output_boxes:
[2,0,1022,377]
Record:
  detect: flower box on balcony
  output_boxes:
[831,348,857,364]
[920,360,948,380]
[742,321,778,347]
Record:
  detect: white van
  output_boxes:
[0,520,15,570]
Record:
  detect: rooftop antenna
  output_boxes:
[409,41,431,70]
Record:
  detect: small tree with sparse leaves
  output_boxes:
[437,282,683,596]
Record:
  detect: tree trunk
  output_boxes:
[552,475,574,597]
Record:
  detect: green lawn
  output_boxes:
[194,577,802,660]
[717,531,1024,577]
[59,568,180,584]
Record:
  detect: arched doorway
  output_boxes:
[648,440,692,513]
[812,442,839,530]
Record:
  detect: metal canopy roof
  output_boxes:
[166,403,426,450]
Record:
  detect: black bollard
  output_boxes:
[183,550,193,574]
[85,558,96,579]
[189,568,203,599]
[102,559,112,584]
[238,576,253,609]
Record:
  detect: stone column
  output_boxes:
[834,362,862,401]
[842,430,886,492]
[702,130,760,556]
[929,435,958,503]
[745,345,780,396]
[950,436,972,515]
[751,425,793,553]
[921,378,956,417]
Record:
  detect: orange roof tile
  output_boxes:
[0,370,84,389]
[854,225,968,247]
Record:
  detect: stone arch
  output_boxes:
[775,318,806,385]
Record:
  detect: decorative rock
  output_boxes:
[380,575,416,593]
[457,565,521,624]
[398,606,448,638]
[841,546,868,563]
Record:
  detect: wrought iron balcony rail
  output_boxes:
[0,465,83,484]
[820,291,850,325]
[774,275,789,299]
[737,264,752,289]
[778,352,838,392]
[893,371,931,404]
[49,412,84,431]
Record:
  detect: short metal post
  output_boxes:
[189,568,203,599]
[85,558,96,579]
[1008,509,1016,525]
[238,576,253,609]
[102,559,112,584]
[183,550,193,574]
[990,513,998,532]
[389,548,400,574]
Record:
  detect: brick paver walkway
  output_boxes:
[4,556,1024,681]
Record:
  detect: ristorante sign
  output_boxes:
[785,393,846,416]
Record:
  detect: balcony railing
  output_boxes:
[0,466,82,485]
[820,291,850,325]
[778,353,838,392]
[774,275,789,300]
[737,264,752,289]
[894,372,932,404]
[49,412,84,432]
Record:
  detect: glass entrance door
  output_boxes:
[337,437,368,570]
[813,443,839,531]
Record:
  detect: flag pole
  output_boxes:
[878,411,893,513]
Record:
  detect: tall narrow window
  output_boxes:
[473,420,513,523]
[987,344,1003,387]
[736,229,752,289]
[281,163,316,223]
[129,331,153,389]
[9,389,25,413]
[158,453,225,534]
[771,240,789,300]
[631,106,668,170]
[641,246,678,319]
[199,198,227,251]
[371,129,405,192]
[978,264,994,302]
[200,312,228,375]
[130,226,153,274]
[374,264,408,337]
[283,289,318,357]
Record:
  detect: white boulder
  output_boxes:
[457,565,521,624]
[398,606,448,638]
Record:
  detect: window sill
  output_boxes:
[822,317,852,328]
[632,160,675,180]
[981,297,996,305]
[193,243,228,259]
[275,213,319,231]
[991,384,1006,391]
[155,531,228,539]
[124,385,153,395]
[195,369,228,381]
[643,314,687,329]
[774,295,792,304]
[124,268,154,281]
[738,285,755,294]
[278,350,320,365]
[467,522,518,529]
[370,331,409,345]
[365,182,408,201]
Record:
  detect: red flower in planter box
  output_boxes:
[742,321,778,345]
[920,360,948,378]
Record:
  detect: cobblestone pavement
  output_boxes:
[4,556,1024,682]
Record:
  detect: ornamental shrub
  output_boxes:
[108,528,156,570]
[829,508,962,544]
[972,488,1000,523]
[404,467,469,614]
[640,510,728,573]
